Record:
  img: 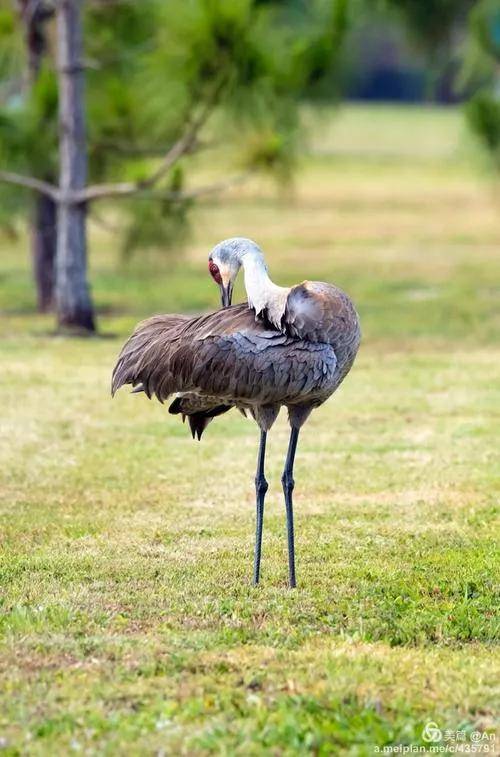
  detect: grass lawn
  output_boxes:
[0,104,499,754]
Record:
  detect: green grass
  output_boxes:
[0,105,499,755]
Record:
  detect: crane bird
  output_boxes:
[112,238,360,587]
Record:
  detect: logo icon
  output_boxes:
[422,722,442,743]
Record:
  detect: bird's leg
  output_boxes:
[282,427,300,588]
[253,429,268,586]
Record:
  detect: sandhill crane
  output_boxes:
[112,238,360,587]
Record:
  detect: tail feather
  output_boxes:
[111,314,190,398]
[188,414,210,441]
[169,396,232,441]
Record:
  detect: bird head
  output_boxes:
[208,237,263,307]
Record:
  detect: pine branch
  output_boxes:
[0,167,251,206]
[0,170,60,201]
[81,83,223,203]
[1,79,227,205]
[90,172,252,205]
[79,132,197,202]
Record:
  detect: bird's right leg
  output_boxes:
[282,427,300,589]
[253,429,268,586]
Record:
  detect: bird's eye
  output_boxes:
[208,260,222,284]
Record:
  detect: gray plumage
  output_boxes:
[111,238,361,587]
[112,285,360,434]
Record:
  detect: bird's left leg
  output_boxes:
[281,427,300,588]
[253,430,268,586]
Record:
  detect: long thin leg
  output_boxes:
[253,430,268,586]
[282,427,300,588]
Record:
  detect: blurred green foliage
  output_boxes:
[378,0,474,50]
[466,94,500,170]
[0,0,349,256]
[1,0,499,262]
[369,0,500,174]
[462,0,500,171]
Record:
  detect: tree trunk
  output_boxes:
[32,191,56,312]
[17,1,58,312]
[55,0,95,333]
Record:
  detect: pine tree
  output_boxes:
[0,0,349,332]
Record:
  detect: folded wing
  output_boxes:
[111,303,337,407]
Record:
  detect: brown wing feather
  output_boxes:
[111,303,338,408]
[284,281,361,368]
[111,313,191,399]
[112,305,259,401]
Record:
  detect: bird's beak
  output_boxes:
[219,281,233,308]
